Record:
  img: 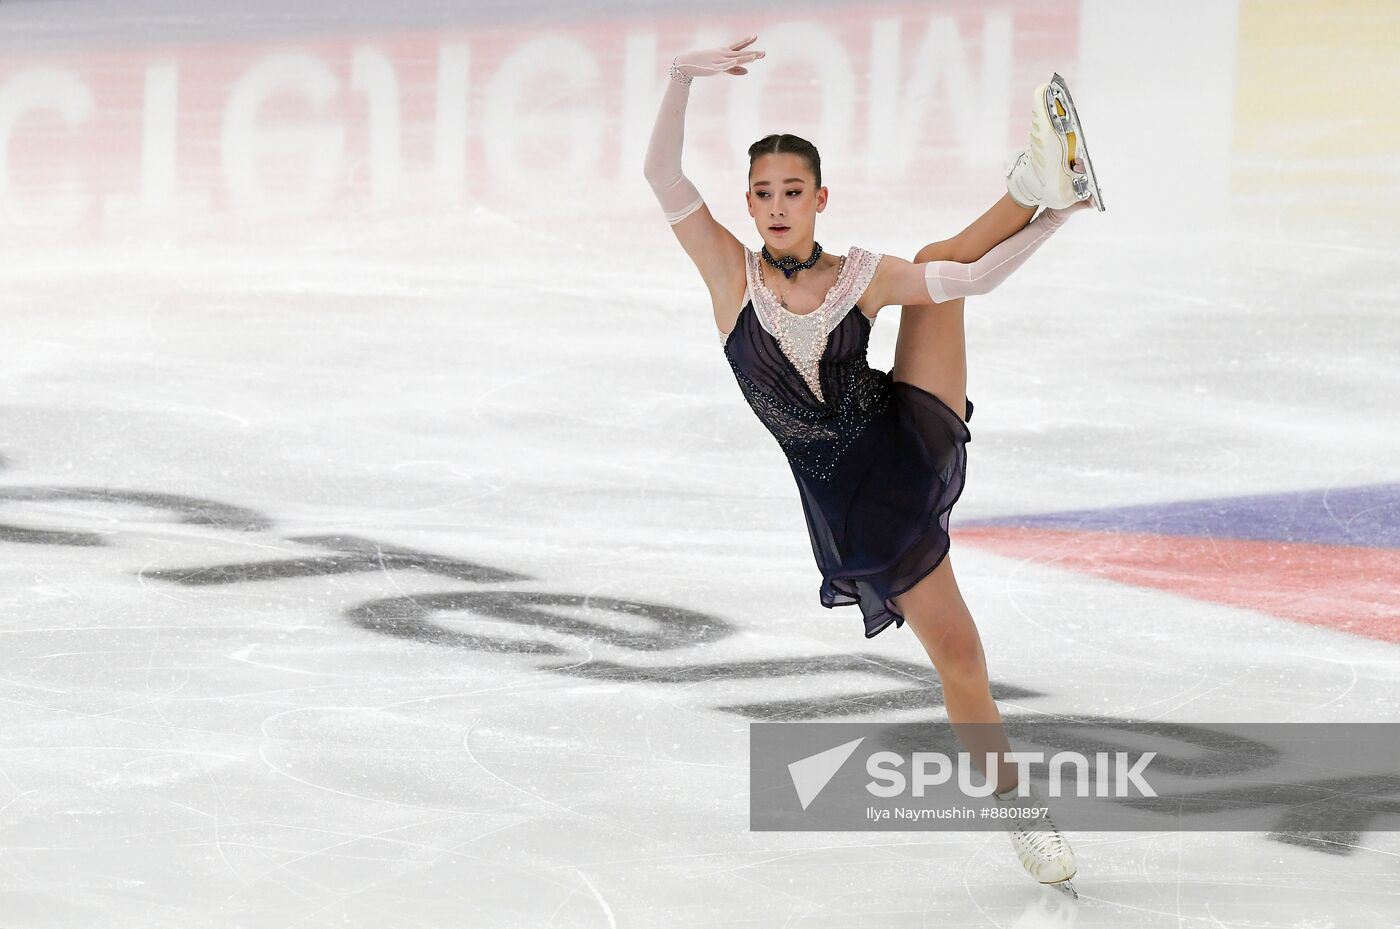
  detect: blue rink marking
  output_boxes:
[961,482,1400,549]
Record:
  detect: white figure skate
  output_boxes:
[1006,73,1105,212]
[993,781,1079,899]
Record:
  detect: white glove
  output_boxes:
[923,201,1089,302]
[671,36,765,80]
[644,37,765,225]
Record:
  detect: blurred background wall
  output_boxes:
[0,0,1391,250]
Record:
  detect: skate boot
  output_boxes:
[993,780,1079,898]
[1005,73,1105,212]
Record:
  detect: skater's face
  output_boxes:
[746,153,827,252]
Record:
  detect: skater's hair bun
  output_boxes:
[748,134,822,188]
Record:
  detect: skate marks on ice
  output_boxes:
[0,472,1039,721]
[4,474,1397,856]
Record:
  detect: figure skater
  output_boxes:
[644,35,1104,896]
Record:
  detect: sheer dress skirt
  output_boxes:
[793,375,974,638]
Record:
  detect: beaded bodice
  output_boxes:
[720,245,892,483]
[742,245,881,402]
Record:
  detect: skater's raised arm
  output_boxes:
[863,201,1090,310]
[643,37,764,300]
[642,67,704,227]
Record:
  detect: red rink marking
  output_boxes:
[957,526,1400,645]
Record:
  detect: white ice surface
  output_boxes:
[0,2,1398,927]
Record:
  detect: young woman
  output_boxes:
[644,35,1104,896]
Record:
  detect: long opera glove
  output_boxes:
[923,201,1089,303]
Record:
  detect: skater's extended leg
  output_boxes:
[890,291,969,426]
[921,193,1036,265]
[920,71,1105,264]
[890,73,1096,422]
[930,71,1106,267]
[891,196,1087,424]
[1007,74,1105,211]
[890,195,1031,423]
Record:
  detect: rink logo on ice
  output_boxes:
[3,479,1397,849]
[958,482,1400,646]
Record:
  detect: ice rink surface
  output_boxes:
[0,0,1397,926]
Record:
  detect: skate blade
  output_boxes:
[1047,877,1079,900]
[1048,73,1105,212]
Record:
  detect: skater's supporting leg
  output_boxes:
[894,545,1081,892]
[891,555,1021,795]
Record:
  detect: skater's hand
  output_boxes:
[673,36,765,78]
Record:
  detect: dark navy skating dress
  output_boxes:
[719,245,973,638]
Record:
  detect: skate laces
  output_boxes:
[1012,809,1066,860]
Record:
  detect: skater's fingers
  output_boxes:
[727,66,749,75]
[728,35,757,51]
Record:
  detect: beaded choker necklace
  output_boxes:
[762,242,823,279]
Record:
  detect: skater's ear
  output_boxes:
[815,185,828,213]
